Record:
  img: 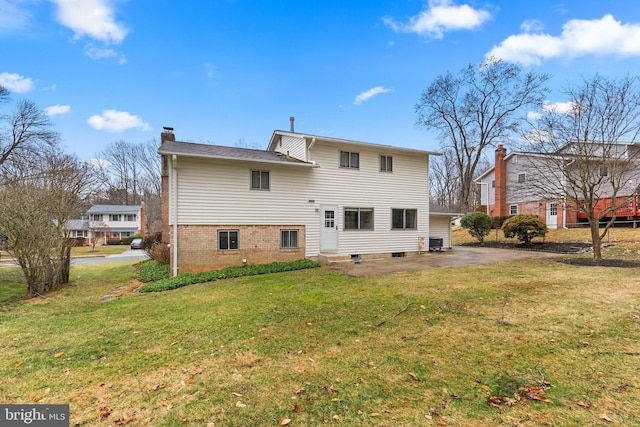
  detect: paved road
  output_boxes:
[71,249,149,264]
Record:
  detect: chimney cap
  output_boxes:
[163,126,174,132]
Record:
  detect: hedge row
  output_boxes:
[138,259,321,293]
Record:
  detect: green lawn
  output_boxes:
[0,232,639,426]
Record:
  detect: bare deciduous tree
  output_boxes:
[523,74,640,261]
[416,57,550,211]
[87,221,111,251]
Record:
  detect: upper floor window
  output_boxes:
[599,165,609,177]
[344,207,373,230]
[251,170,270,190]
[340,151,359,169]
[517,173,526,183]
[109,214,121,222]
[379,155,393,172]
[392,209,417,229]
[125,214,137,221]
[90,214,103,221]
[491,180,495,188]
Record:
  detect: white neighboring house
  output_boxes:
[159,124,457,275]
[67,205,145,246]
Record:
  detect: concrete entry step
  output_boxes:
[318,253,352,264]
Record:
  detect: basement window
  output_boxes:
[218,230,239,250]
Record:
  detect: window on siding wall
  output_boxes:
[90,214,103,221]
[518,173,526,183]
[250,170,270,190]
[379,155,393,172]
[491,180,495,188]
[344,207,374,230]
[109,214,121,221]
[391,209,417,229]
[599,165,609,177]
[510,205,518,215]
[125,214,136,221]
[280,229,299,248]
[218,230,239,250]
[339,151,359,169]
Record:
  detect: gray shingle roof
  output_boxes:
[158,140,314,166]
[66,219,88,230]
[429,202,462,216]
[87,205,141,214]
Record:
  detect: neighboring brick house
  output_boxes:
[159,123,454,275]
[475,144,640,228]
[67,204,145,245]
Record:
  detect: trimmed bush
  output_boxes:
[460,212,492,243]
[502,214,548,245]
[138,259,321,293]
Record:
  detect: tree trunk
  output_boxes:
[589,221,602,261]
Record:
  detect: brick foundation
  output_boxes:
[169,224,306,273]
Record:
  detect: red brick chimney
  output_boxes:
[494,144,508,216]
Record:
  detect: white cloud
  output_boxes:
[49,0,128,44]
[44,104,71,116]
[488,14,640,65]
[0,0,32,30]
[528,101,580,121]
[383,0,492,39]
[87,158,110,169]
[0,72,34,93]
[354,86,391,105]
[520,19,544,33]
[84,44,126,63]
[87,110,150,132]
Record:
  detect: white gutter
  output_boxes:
[172,155,179,277]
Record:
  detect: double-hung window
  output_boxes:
[510,204,518,215]
[518,173,526,183]
[391,209,417,229]
[251,170,270,190]
[125,214,136,221]
[281,229,299,248]
[339,151,359,169]
[380,155,393,172]
[90,214,103,221]
[218,230,239,250]
[109,214,121,222]
[344,207,374,230]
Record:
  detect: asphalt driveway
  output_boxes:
[325,246,561,277]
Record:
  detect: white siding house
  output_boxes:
[159,126,444,274]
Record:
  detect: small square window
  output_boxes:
[510,205,518,215]
[599,165,609,177]
[491,180,495,188]
[281,229,299,248]
[251,170,270,190]
[218,230,239,250]
[339,151,359,169]
[518,173,526,183]
[391,209,417,229]
[380,155,393,172]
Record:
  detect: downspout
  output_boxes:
[172,155,179,277]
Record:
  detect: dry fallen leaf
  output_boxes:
[99,407,111,420]
[54,352,65,358]
[574,399,590,408]
[293,366,304,373]
[235,401,247,408]
[279,418,291,426]
[15,361,23,368]
[600,413,613,423]
[408,372,419,381]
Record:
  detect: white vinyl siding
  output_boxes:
[169,140,430,257]
[428,216,452,249]
[275,134,307,161]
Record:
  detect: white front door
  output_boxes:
[546,202,558,229]
[320,205,338,252]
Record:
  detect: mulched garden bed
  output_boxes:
[462,241,640,268]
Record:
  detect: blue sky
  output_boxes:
[2,0,640,161]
